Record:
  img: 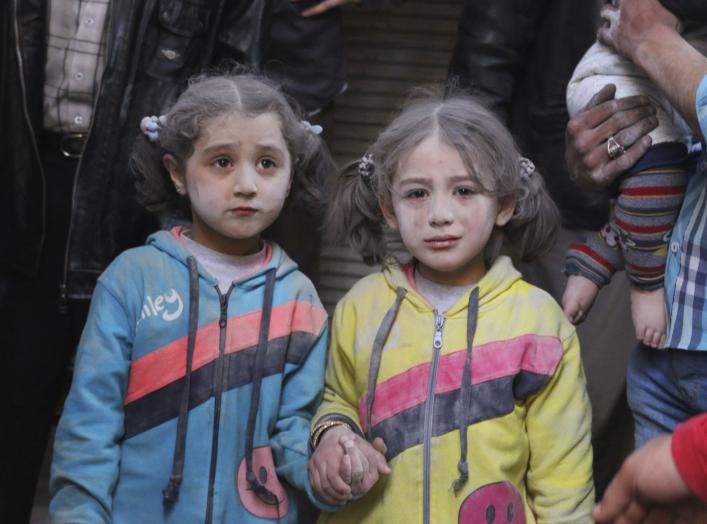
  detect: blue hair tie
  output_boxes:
[140,115,166,142]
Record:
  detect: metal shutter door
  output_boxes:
[319,0,463,312]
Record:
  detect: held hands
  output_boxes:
[565,84,657,190]
[309,425,390,505]
[339,432,390,497]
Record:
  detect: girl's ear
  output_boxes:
[286,166,294,198]
[495,196,516,226]
[379,197,399,230]
[163,154,186,195]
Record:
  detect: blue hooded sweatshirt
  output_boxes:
[50,229,329,523]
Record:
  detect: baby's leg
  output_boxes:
[563,225,624,324]
[614,143,688,347]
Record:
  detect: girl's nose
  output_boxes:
[232,166,258,196]
[428,197,454,226]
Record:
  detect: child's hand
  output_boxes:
[339,433,390,497]
[309,425,355,506]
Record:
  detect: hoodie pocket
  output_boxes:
[237,446,290,519]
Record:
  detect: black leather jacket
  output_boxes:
[449,0,607,230]
[2,0,345,299]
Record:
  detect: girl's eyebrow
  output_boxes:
[200,141,286,156]
[396,176,430,187]
[397,174,471,186]
[447,174,474,183]
[255,143,287,155]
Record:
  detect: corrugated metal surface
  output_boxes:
[318,0,463,312]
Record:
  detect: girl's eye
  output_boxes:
[214,157,232,169]
[405,189,427,199]
[259,158,277,169]
[456,187,477,197]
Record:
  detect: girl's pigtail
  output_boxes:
[131,114,189,218]
[288,126,335,218]
[325,154,385,264]
[504,158,560,262]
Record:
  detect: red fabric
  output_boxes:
[614,217,673,234]
[672,413,707,503]
[624,262,665,273]
[125,300,327,403]
[622,185,686,197]
[401,262,416,289]
[568,243,616,273]
[357,333,563,429]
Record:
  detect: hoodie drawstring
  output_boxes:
[365,287,407,441]
[451,287,479,493]
[244,269,280,507]
[363,285,479,493]
[163,256,200,504]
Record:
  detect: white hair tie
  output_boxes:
[300,120,323,135]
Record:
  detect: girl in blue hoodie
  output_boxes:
[49,74,334,523]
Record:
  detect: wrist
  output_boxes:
[310,420,353,449]
[632,24,680,72]
[319,425,352,444]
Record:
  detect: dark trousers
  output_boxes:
[0,135,90,523]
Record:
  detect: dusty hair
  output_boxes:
[327,87,559,265]
[131,73,334,219]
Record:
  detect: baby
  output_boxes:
[563,0,707,348]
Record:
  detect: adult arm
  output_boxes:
[672,413,707,504]
[49,282,132,524]
[593,414,707,523]
[599,0,707,138]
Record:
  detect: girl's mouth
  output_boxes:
[424,235,460,249]
[229,207,257,217]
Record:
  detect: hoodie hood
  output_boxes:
[147,227,300,291]
[381,255,522,314]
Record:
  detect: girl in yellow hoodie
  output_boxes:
[309,89,595,524]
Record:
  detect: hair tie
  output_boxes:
[519,157,535,179]
[358,153,374,180]
[300,120,323,135]
[140,115,166,142]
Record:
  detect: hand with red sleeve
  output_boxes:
[594,414,707,523]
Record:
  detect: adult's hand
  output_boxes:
[291,0,360,17]
[566,84,657,190]
[593,435,707,523]
[598,0,681,64]
[597,0,705,137]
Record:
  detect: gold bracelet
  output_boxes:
[310,420,352,449]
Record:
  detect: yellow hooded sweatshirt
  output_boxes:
[314,256,594,524]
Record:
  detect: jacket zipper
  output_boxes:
[422,310,444,524]
[205,284,233,524]
[13,0,47,283]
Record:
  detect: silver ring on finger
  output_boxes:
[607,134,626,160]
